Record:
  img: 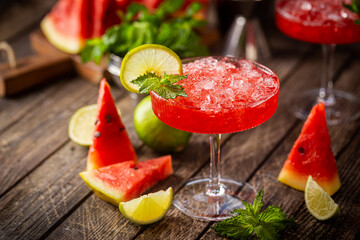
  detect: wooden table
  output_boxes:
[1,2,360,240]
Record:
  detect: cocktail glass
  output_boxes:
[150,56,279,221]
[275,0,360,124]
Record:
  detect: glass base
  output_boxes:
[288,89,360,125]
[173,178,257,221]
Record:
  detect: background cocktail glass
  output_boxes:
[275,0,360,124]
[150,56,279,221]
[217,0,271,61]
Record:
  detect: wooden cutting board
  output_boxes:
[30,30,107,84]
[0,30,109,97]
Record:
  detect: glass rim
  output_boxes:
[151,56,280,111]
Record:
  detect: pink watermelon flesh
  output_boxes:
[93,0,121,37]
[80,155,173,206]
[41,0,120,53]
[87,79,137,171]
[278,103,341,195]
[278,102,341,195]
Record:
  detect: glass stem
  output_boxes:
[319,44,336,106]
[207,134,223,196]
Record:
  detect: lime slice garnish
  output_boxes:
[305,176,340,220]
[68,104,98,146]
[119,187,173,225]
[120,44,182,93]
[68,104,121,146]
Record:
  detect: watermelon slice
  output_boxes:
[93,0,121,38]
[87,79,137,170]
[79,155,173,205]
[278,103,341,195]
[41,0,120,54]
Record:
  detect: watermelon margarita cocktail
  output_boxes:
[275,0,360,124]
[150,56,279,221]
[275,0,360,44]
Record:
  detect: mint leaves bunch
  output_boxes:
[81,0,209,64]
[213,190,295,240]
[343,0,360,24]
[132,72,188,99]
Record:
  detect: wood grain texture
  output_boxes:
[1,18,360,240]
[135,47,351,240]
[201,54,360,240]
[30,30,106,84]
[0,54,73,96]
[0,78,129,197]
[43,40,318,240]
[0,88,141,240]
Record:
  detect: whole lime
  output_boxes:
[134,95,192,153]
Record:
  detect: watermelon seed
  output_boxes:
[120,127,125,132]
[106,114,112,123]
[94,131,101,138]
[133,166,138,170]
[298,147,305,154]
[95,119,99,125]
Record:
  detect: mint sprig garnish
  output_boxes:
[132,72,188,99]
[81,0,209,64]
[213,190,295,240]
[343,0,360,24]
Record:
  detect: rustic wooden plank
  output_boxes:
[200,56,360,240]
[137,49,351,239]
[0,0,56,41]
[0,32,60,131]
[43,42,316,239]
[0,90,142,240]
[273,58,360,240]
[0,78,128,197]
[0,54,73,97]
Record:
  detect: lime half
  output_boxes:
[305,176,340,220]
[119,187,173,225]
[120,44,182,93]
[68,104,98,146]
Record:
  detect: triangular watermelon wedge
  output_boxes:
[278,102,341,195]
[80,155,173,205]
[41,0,120,54]
[87,79,137,170]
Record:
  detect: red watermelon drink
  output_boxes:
[275,0,360,44]
[275,0,360,124]
[150,56,279,221]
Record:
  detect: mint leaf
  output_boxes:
[213,215,254,240]
[131,72,187,99]
[160,73,188,84]
[213,190,295,240]
[81,38,107,64]
[80,0,209,63]
[343,0,360,24]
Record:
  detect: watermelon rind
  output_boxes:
[278,166,341,196]
[80,156,173,206]
[278,103,341,196]
[79,171,124,206]
[41,15,85,54]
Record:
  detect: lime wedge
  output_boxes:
[68,104,98,146]
[69,104,121,146]
[305,176,340,220]
[120,44,182,93]
[119,187,173,225]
